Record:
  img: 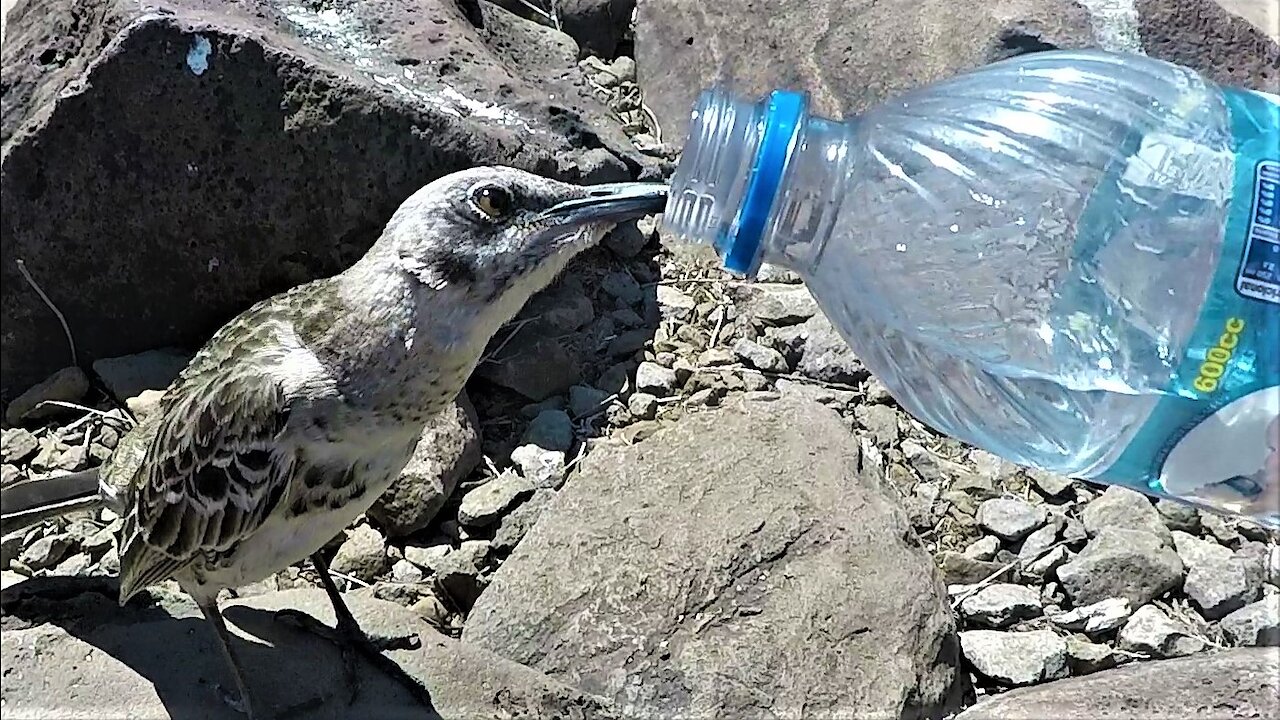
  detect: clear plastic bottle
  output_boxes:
[661,49,1280,526]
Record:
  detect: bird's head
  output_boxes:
[373,166,666,322]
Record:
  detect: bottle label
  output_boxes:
[1098,88,1280,527]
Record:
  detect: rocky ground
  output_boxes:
[3,1,1280,719]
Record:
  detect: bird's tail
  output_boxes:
[1,467,106,534]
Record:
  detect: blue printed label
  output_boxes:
[1236,159,1279,304]
[1098,88,1280,528]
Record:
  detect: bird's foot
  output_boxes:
[274,608,433,711]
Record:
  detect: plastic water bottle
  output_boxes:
[660,49,1280,527]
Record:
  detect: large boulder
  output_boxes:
[0,579,617,719]
[954,647,1280,719]
[1136,0,1280,90]
[0,0,650,403]
[634,0,1096,142]
[463,394,971,719]
[633,0,1278,147]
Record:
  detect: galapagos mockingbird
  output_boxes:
[1,166,667,718]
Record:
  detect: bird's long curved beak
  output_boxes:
[541,182,669,226]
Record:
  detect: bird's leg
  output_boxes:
[273,553,433,711]
[196,599,259,720]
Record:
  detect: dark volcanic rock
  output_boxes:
[0,0,647,403]
[1136,0,1279,92]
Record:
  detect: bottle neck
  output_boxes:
[663,88,852,277]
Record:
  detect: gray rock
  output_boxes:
[1173,531,1260,620]
[741,285,819,325]
[432,547,487,609]
[509,444,567,490]
[1,530,26,570]
[4,367,89,425]
[19,533,71,571]
[1048,597,1133,634]
[1026,468,1075,499]
[390,559,424,585]
[1119,604,1205,658]
[91,348,191,400]
[519,283,596,335]
[1025,546,1072,581]
[51,552,90,577]
[1018,521,1062,564]
[1,0,648,402]
[0,586,618,719]
[368,393,482,537]
[478,333,582,400]
[634,0,1094,144]
[603,219,651,259]
[1064,637,1118,675]
[1,570,27,590]
[854,404,900,446]
[464,396,970,718]
[937,551,1008,586]
[1057,528,1184,608]
[330,525,389,584]
[1221,596,1280,647]
[731,338,788,373]
[2,464,22,487]
[958,584,1043,629]
[1,428,39,465]
[403,543,452,574]
[795,315,866,385]
[977,498,1047,542]
[458,472,535,528]
[634,361,678,395]
[126,390,165,422]
[600,270,644,305]
[1200,511,1243,547]
[492,489,557,553]
[568,385,613,419]
[953,647,1279,719]
[522,409,575,452]
[959,630,1068,686]
[605,328,650,358]
[1156,498,1202,534]
[626,392,659,420]
[1082,486,1172,544]
[964,536,1001,562]
[1235,541,1275,592]
[655,285,696,318]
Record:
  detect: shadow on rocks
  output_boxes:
[0,575,440,719]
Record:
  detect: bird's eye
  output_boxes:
[469,184,512,220]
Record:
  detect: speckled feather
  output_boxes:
[100,167,645,607]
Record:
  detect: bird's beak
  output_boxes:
[540,182,669,226]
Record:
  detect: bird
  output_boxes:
[1,165,668,719]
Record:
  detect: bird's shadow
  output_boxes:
[1,575,441,720]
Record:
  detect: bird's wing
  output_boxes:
[117,364,296,602]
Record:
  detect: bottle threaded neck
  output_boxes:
[663,87,808,275]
